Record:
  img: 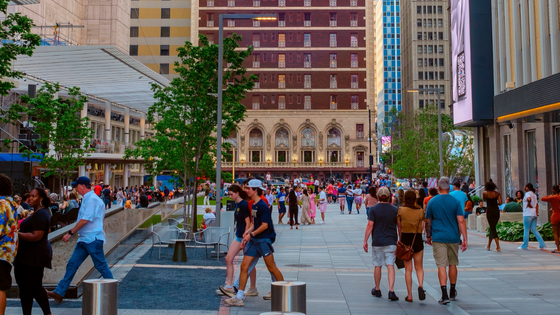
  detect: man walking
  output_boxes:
[48,177,113,304]
[449,181,468,210]
[318,186,327,224]
[363,186,399,301]
[426,177,468,305]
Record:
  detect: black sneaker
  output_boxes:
[418,286,426,301]
[438,297,450,305]
[450,289,457,301]
[371,288,382,298]
[388,291,399,301]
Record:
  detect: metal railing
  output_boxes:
[278,61,285,68]
[304,81,311,89]
[278,102,286,109]
[351,60,358,68]
[253,0,260,6]
[253,82,260,89]
[207,21,214,27]
[351,40,358,47]
[278,82,286,89]
[279,0,285,6]
[330,40,337,47]
[252,41,260,47]
[227,20,235,27]
[278,41,285,47]
[253,20,260,27]
[330,60,337,68]
[330,20,337,27]
[304,21,311,27]
[207,0,214,7]
[227,0,235,6]
[330,0,336,6]
[304,40,311,47]
[304,102,311,109]
[252,61,260,67]
[279,20,285,27]
[351,20,358,27]
[330,103,337,110]
[351,82,358,89]
[304,61,311,68]
[330,81,337,89]
[252,103,260,110]
[350,0,357,6]
[356,131,364,139]
[304,0,311,6]
[222,161,352,168]
[351,102,359,109]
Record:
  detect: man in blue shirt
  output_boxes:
[225,180,284,307]
[48,177,113,304]
[426,177,468,305]
[449,181,468,211]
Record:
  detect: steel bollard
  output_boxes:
[271,281,306,314]
[260,312,305,315]
[82,279,118,315]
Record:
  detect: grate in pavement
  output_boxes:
[285,264,313,268]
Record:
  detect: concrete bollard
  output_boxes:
[467,213,477,230]
[271,281,306,314]
[82,279,118,315]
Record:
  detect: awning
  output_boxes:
[13,46,170,113]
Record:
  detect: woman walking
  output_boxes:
[542,185,560,253]
[287,188,299,229]
[219,184,258,297]
[354,183,363,214]
[276,187,287,225]
[309,190,317,224]
[397,189,426,302]
[346,185,354,214]
[364,186,378,217]
[14,187,52,315]
[519,183,547,250]
[483,180,502,251]
[300,189,312,225]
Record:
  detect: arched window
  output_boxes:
[300,128,315,162]
[327,128,341,163]
[249,128,263,162]
[275,128,289,147]
[327,128,341,146]
[275,128,289,163]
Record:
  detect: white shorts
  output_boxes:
[372,245,397,267]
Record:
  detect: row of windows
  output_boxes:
[383,23,400,28]
[417,5,443,14]
[252,52,359,63]
[247,32,359,43]
[253,73,360,84]
[130,27,170,38]
[382,12,399,17]
[207,12,358,22]
[383,34,400,39]
[212,0,359,9]
[417,18,444,28]
[417,58,445,67]
[418,71,445,80]
[418,44,444,54]
[131,8,170,19]
[383,67,401,71]
[418,85,444,94]
[129,45,170,56]
[383,45,401,50]
[417,31,445,40]
[251,94,360,105]
[419,100,445,109]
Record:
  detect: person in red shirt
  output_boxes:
[94,182,103,196]
[327,182,334,203]
[542,185,560,253]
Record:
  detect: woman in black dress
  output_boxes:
[287,188,299,229]
[15,187,52,315]
[483,180,502,252]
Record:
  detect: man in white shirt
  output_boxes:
[48,177,113,304]
[265,172,272,186]
[318,186,328,224]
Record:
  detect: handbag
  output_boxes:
[396,215,423,261]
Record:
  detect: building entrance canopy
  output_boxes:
[13,46,169,113]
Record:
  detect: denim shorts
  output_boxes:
[244,238,274,258]
[235,235,243,243]
[372,245,397,267]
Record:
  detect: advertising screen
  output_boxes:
[451,0,473,124]
[381,136,391,153]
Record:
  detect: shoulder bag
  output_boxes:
[396,213,422,261]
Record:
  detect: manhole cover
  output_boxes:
[285,264,312,268]
[530,294,543,297]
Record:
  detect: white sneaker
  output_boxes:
[538,245,547,250]
[245,287,259,296]
[263,292,272,300]
[518,246,527,250]
[225,296,245,307]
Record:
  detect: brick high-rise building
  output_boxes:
[192,0,376,180]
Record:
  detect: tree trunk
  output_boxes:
[191,179,198,233]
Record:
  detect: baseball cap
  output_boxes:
[71,176,91,188]
[378,186,391,197]
[247,179,264,190]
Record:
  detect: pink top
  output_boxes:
[364,194,378,208]
[309,193,317,211]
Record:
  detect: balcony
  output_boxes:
[221,161,353,168]
[329,0,336,6]
[350,0,357,6]
[304,102,311,110]
[252,61,260,68]
[227,0,235,7]
[356,131,364,139]
[304,0,311,6]
[351,102,359,109]
[253,82,260,89]
[351,82,358,89]
[252,103,260,110]
[207,0,214,7]
[278,102,286,109]
[350,20,358,27]
[304,61,311,68]
[304,40,311,47]
[279,0,285,6]
[278,41,285,47]
[209,41,214,45]
[351,40,358,47]
[330,20,337,27]
[279,20,285,27]
[278,61,285,68]
[351,60,358,68]
[304,81,311,89]
[330,60,337,68]
[330,103,337,110]
[90,139,127,154]
[357,160,364,167]
[330,81,337,89]
[252,41,260,47]
[207,21,214,27]
[227,20,235,27]
[253,20,260,27]
[253,0,259,6]
[279,82,286,89]
[304,21,311,27]
[330,40,337,47]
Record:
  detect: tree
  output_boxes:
[125,34,255,232]
[3,83,92,195]
[0,0,41,96]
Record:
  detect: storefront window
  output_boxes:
[526,130,538,194]
[503,134,513,198]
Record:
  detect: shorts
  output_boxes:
[354,196,362,204]
[432,242,459,268]
[278,202,286,214]
[320,203,327,213]
[235,235,243,243]
[244,238,274,258]
[0,260,12,290]
[339,197,346,205]
[327,193,333,198]
[372,245,397,267]
[400,233,424,253]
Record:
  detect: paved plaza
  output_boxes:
[8,203,560,315]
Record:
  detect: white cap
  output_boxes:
[247,179,264,190]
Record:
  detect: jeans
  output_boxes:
[464,211,472,220]
[347,197,354,213]
[103,198,110,209]
[54,240,113,297]
[521,216,547,249]
[366,206,372,217]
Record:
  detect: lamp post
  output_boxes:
[215,13,277,227]
[368,103,373,181]
[407,87,444,178]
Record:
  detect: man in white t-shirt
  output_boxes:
[318,186,327,224]
[266,172,272,186]
[519,184,546,250]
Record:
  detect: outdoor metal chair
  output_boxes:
[150,224,181,259]
[192,227,230,260]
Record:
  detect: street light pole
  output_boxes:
[368,105,373,181]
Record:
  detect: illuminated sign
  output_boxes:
[381,136,391,153]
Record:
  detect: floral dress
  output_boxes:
[0,197,18,264]
[300,195,312,225]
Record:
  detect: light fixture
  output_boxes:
[319,158,323,165]
[267,158,271,166]
[345,157,349,165]
[240,157,245,165]
[293,158,297,166]
[86,165,92,170]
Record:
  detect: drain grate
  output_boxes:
[285,264,312,268]
[530,294,543,296]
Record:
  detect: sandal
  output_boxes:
[486,246,491,251]
[405,296,413,302]
[552,250,558,253]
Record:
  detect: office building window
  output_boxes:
[417,45,422,53]
[418,72,423,80]
[160,45,169,56]
[417,19,422,27]
[417,6,421,14]
[160,63,169,74]
[440,71,444,79]
[161,27,170,37]
[129,45,138,56]
[437,6,443,14]
[130,27,139,37]
[131,8,139,19]
[526,130,538,186]
[161,8,170,19]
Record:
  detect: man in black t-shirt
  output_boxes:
[101,186,111,209]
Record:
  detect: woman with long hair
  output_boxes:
[483,180,502,251]
[309,189,317,224]
[397,189,426,302]
[300,189,312,225]
[519,183,547,250]
[219,184,258,297]
[417,187,427,208]
[287,188,299,229]
[515,190,524,205]
[276,187,287,225]
[364,186,378,217]
[14,187,52,315]
[353,183,363,214]
[542,185,560,253]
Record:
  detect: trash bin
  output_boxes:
[271,281,306,314]
[82,279,118,315]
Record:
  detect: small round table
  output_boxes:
[170,239,187,262]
